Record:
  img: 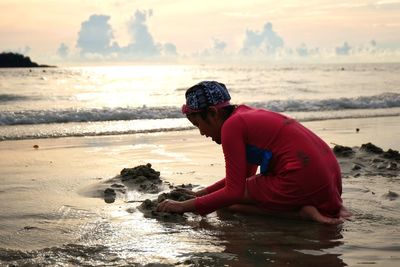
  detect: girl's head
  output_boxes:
[182,81,235,144]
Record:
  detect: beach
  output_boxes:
[1,63,399,266]
[1,115,399,266]
[2,0,400,263]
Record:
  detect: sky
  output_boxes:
[1,0,400,65]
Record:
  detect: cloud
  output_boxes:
[57,43,69,58]
[213,38,227,52]
[296,43,319,57]
[76,14,116,56]
[63,14,399,63]
[240,22,284,56]
[163,43,178,56]
[336,42,351,55]
[192,38,229,59]
[73,10,177,61]
[121,9,160,57]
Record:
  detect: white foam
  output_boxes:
[1,93,399,126]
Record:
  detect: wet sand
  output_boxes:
[0,116,399,266]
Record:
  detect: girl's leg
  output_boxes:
[227,182,346,224]
[226,204,346,224]
[225,204,301,220]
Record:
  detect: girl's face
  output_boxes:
[188,110,222,144]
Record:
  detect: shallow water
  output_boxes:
[1,172,399,266]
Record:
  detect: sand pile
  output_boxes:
[333,142,399,178]
[119,163,162,192]
[103,163,163,204]
[102,163,196,220]
[137,186,195,220]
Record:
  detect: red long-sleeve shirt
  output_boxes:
[195,105,342,216]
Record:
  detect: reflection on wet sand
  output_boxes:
[179,211,346,266]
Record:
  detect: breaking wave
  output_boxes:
[0,92,399,126]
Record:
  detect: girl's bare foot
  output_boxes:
[300,206,345,225]
[339,206,352,219]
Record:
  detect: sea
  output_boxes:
[0,63,400,266]
[1,63,400,141]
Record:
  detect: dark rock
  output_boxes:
[126,207,136,213]
[23,226,39,230]
[111,183,125,188]
[360,143,384,154]
[386,162,397,170]
[382,190,399,201]
[333,145,354,157]
[104,188,116,203]
[352,164,362,170]
[382,149,400,160]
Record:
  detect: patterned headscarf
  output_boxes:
[181,81,231,114]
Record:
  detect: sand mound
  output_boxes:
[333,143,399,178]
[137,186,195,221]
[103,163,163,204]
[101,163,196,220]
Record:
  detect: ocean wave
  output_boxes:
[248,92,400,112]
[0,94,31,103]
[0,126,194,141]
[0,106,183,125]
[0,93,399,126]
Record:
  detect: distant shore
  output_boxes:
[0,52,55,68]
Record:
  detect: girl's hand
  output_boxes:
[174,187,207,197]
[173,188,196,196]
[156,199,185,213]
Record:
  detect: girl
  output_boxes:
[157,81,351,224]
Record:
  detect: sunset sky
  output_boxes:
[1,0,400,64]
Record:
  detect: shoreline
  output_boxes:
[1,114,399,147]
